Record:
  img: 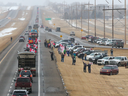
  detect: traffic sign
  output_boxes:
[60,35,62,38]
[53,24,55,26]
[45,18,51,20]
[81,29,83,32]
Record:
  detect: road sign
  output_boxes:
[45,18,51,20]
[60,35,62,38]
[53,24,55,26]
[81,29,83,32]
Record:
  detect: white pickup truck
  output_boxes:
[97,56,114,65]
[109,56,128,66]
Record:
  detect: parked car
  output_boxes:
[91,53,107,64]
[81,36,86,40]
[70,31,75,36]
[88,36,93,42]
[100,65,119,75]
[86,52,101,61]
[69,45,84,51]
[11,89,28,96]
[85,35,93,39]
[56,27,61,32]
[15,77,32,93]
[20,36,25,40]
[91,37,99,43]
[55,42,69,48]
[112,40,124,48]
[97,56,115,65]
[41,25,44,28]
[25,32,29,35]
[45,27,49,31]
[19,70,33,83]
[48,28,52,32]
[77,50,93,58]
[109,56,128,66]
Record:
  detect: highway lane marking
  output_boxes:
[0,41,18,64]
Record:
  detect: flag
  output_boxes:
[29,38,32,40]
[29,40,33,44]
[30,48,35,53]
[26,44,31,48]
[34,44,38,49]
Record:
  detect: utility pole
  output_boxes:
[95,0,96,37]
[76,3,77,29]
[81,3,82,38]
[88,2,90,35]
[124,0,126,44]
[104,6,105,38]
[112,0,114,39]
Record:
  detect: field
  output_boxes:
[42,7,128,96]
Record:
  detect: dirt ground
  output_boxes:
[0,8,33,52]
[42,7,128,96]
[0,11,8,20]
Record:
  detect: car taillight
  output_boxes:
[19,75,21,77]
[15,83,17,87]
[30,83,32,87]
[12,95,16,96]
[30,74,32,77]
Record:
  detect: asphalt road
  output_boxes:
[0,6,66,96]
[0,6,27,28]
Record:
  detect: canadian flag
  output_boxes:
[36,38,41,43]
[26,44,31,48]
[30,48,35,53]
[34,44,38,49]
[60,44,63,47]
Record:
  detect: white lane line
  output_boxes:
[38,13,41,96]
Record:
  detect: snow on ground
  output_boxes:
[0,28,17,37]
[11,23,15,26]
[18,18,25,21]
[48,20,52,25]
[9,6,19,10]
[27,6,31,10]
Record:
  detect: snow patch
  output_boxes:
[0,28,17,37]
[48,20,52,25]
[27,6,31,10]
[9,6,19,10]
[18,18,25,21]
[11,23,15,26]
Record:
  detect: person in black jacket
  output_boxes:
[61,53,64,62]
[49,51,54,60]
[83,61,87,72]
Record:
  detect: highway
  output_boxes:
[0,6,66,96]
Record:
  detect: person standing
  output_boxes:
[70,49,73,56]
[11,37,12,41]
[61,53,64,62]
[83,61,87,72]
[84,53,87,61]
[110,48,113,56]
[87,62,92,73]
[49,51,54,61]
[64,49,66,56]
[72,55,76,65]
[67,50,69,56]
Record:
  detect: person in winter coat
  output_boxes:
[83,61,87,72]
[61,53,64,62]
[49,51,54,61]
[67,50,70,56]
[110,48,113,56]
[72,55,76,65]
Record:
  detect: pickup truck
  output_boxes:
[109,56,128,66]
[15,77,32,93]
[97,56,114,65]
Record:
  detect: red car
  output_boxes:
[81,36,86,39]
[100,65,119,75]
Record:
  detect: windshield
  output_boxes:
[115,57,121,60]
[102,66,112,69]
[103,57,109,59]
[95,55,101,58]
[90,53,95,56]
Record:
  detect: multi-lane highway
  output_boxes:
[0,6,66,96]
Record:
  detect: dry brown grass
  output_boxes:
[0,8,33,52]
[0,11,9,20]
[54,48,128,96]
[42,7,128,96]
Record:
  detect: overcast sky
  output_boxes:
[0,0,127,6]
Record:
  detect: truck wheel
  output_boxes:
[118,63,121,67]
[105,62,108,65]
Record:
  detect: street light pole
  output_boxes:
[88,2,90,35]
[104,6,105,38]
[76,3,77,29]
[81,3,82,38]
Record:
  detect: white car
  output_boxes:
[69,45,83,50]
[97,56,114,65]
[11,89,28,96]
[86,53,99,60]
[55,42,68,47]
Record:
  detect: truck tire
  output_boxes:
[118,63,121,67]
[105,62,108,65]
